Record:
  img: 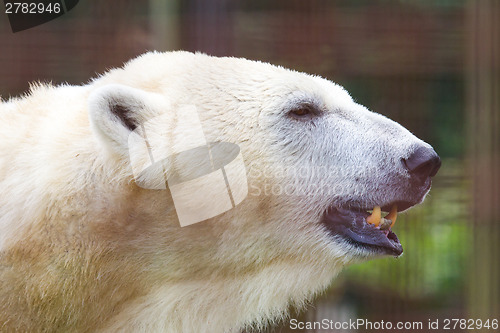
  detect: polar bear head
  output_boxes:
[85,51,440,330]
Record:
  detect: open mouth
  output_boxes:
[321,202,415,257]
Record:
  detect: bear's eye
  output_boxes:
[291,108,310,117]
[288,104,319,120]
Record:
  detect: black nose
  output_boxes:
[403,146,441,179]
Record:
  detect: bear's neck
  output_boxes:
[97,260,340,332]
[2,240,340,332]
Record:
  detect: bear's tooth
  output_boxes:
[385,205,398,227]
[366,206,381,226]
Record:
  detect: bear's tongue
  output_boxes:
[321,205,403,257]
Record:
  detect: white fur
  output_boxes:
[0,51,430,332]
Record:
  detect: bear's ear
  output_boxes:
[88,84,167,156]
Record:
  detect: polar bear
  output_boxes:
[0,51,440,332]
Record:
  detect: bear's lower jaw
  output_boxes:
[321,206,403,257]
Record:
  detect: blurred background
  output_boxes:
[1,0,498,332]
